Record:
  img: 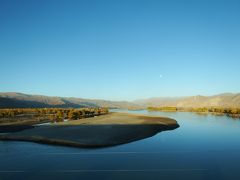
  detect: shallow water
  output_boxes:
[1,110,240,180]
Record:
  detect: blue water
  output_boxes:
[1,110,240,180]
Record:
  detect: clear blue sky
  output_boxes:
[0,0,240,100]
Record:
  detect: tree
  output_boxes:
[56,110,64,121]
[9,111,15,117]
[48,114,55,121]
[68,110,80,120]
[80,110,85,118]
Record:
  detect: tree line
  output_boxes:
[0,108,109,122]
[147,106,240,118]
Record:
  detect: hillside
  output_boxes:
[1,92,240,109]
[134,93,240,108]
[0,92,140,109]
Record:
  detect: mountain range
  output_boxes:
[0,92,140,109]
[0,92,240,109]
[134,93,240,108]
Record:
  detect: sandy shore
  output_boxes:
[0,112,179,148]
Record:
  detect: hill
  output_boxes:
[134,93,240,108]
[1,92,240,109]
[0,92,140,109]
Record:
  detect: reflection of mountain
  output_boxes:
[134,93,240,108]
[0,92,140,109]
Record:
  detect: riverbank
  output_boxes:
[0,107,109,125]
[0,112,179,148]
[147,107,240,119]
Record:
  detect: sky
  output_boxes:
[0,0,240,101]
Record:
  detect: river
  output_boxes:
[1,110,240,180]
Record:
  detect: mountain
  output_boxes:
[0,92,140,109]
[1,92,240,109]
[134,93,240,108]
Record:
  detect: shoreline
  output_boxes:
[0,112,179,148]
[147,109,240,118]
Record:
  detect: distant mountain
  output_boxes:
[134,93,240,108]
[1,92,240,109]
[0,92,140,109]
